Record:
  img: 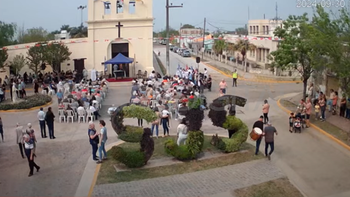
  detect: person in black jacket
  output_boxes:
[253,115,264,155]
[88,121,99,161]
[45,107,56,139]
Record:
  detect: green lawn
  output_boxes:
[96,137,263,184]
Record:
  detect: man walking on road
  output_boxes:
[232,69,238,87]
[37,108,47,138]
[263,122,278,160]
[253,115,264,155]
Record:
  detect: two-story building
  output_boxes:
[179,28,204,48]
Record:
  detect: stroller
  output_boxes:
[293,118,302,133]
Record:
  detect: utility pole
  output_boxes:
[202,17,206,60]
[78,5,87,27]
[166,0,183,75]
[179,23,182,48]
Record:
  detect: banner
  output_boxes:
[0,37,154,51]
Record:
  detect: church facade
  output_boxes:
[1,0,154,79]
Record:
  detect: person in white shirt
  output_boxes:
[204,68,208,78]
[90,105,101,120]
[161,108,170,136]
[149,71,155,79]
[177,118,188,145]
[37,108,47,138]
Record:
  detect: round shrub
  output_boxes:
[118,126,143,143]
[110,146,126,161]
[0,94,52,111]
[121,150,146,168]
[164,139,192,161]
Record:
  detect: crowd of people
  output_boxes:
[127,67,209,143]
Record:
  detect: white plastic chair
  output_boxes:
[66,110,74,123]
[48,86,55,96]
[63,102,70,109]
[58,110,66,123]
[78,109,86,123]
[41,89,47,95]
[86,110,95,122]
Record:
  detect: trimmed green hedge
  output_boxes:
[118,125,143,143]
[110,146,145,168]
[164,131,204,160]
[0,94,52,110]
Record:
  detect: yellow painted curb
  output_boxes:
[192,57,302,83]
[0,101,53,113]
[277,98,350,152]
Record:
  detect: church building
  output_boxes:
[2,0,154,79]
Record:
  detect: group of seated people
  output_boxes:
[57,79,108,122]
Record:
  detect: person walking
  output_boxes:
[232,69,238,87]
[0,117,3,142]
[151,107,160,138]
[219,79,227,95]
[263,122,278,160]
[45,107,56,139]
[319,95,326,121]
[262,100,270,124]
[253,116,264,155]
[23,129,40,177]
[96,120,108,164]
[15,123,25,158]
[37,108,47,138]
[161,108,170,136]
[88,121,99,161]
[177,118,188,145]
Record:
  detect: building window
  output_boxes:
[250,26,252,34]
[266,49,270,62]
[253,26,256,34]
[263,26,265,35]
[256,26,259,35]
[129,1,136,14]
[263,49,265,62]
[266,26,269,35]
[104,2,111,14]
[117,0,124,13]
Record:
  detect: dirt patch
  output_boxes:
[234,178,303,197]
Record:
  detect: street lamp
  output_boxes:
[77,5,87,27]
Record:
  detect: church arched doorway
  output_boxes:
[108,39,131,78]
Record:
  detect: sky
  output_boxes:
[0,0,343,33]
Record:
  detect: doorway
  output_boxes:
[111,43,130,77]
[74,58,86,81]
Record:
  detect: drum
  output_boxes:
[250,127,263,141]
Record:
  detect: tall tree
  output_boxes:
[19,27,51,44]
[0,21,16,47]
[235,27,248,35]
[26,43,46,76]
[268,14,316,99]
[9,54,26,74]
[43,42,72,72]
[0,48,8,68]
[181,24,195,29]
[230,39,256,72]
[213,39,226,61]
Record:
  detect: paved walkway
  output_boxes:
[92,160,285,197]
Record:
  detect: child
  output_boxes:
[294,117,302,133]
[289,113,294,133]
[315,103,320,120]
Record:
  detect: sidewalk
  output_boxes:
[198,53,301,82]
[92,160,285,197]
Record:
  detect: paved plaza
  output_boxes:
[1,46,350,197]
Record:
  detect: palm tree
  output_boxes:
[231,39,257,72]
[213,39,227,62]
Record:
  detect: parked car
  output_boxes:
[182,50,191,57]
[178,48,185,55]
[173,47,179,53]
[170,46,174,51]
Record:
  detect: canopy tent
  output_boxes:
[104,53,134,64]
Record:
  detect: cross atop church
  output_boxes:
[116,22,123,38]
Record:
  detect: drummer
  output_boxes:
[252,115,264,156]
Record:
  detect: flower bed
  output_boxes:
[0,94,52,110]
